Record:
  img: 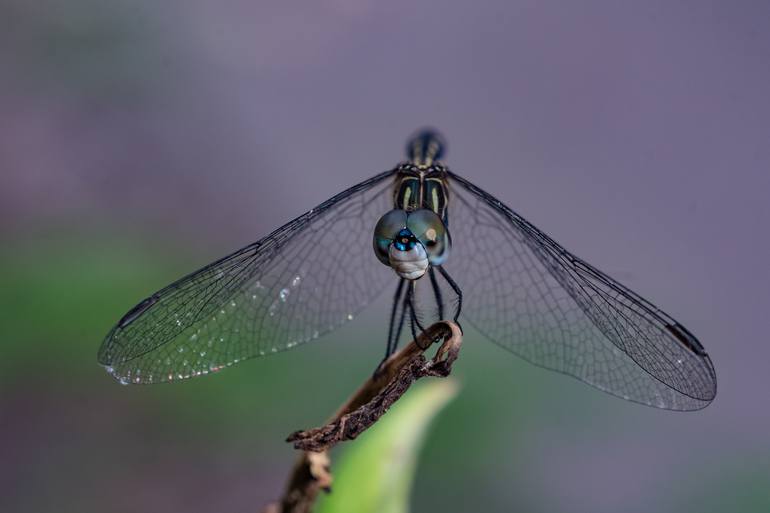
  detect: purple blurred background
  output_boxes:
[2,1,769,512]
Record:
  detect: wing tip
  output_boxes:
[99,363,131,385]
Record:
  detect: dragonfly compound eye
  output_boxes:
[373,209,408,265]
[406,209,450,265]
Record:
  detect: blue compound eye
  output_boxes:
[373,209,408,265]
[406,209,450,265]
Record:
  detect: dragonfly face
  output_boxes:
[99,128,717,411]
[372,206,450,280]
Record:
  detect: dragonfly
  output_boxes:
[99,129,717,411]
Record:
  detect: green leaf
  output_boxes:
[316,379,459,513]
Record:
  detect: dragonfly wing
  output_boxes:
[99,169,397,384]
[444,170,716,410]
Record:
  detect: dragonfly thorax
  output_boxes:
[393,165,449,220]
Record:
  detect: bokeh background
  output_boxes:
[2,1,769,512]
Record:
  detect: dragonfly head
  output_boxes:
[373,209,450,280]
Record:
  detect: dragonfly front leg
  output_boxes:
[407,281,435,349]
[375,279,408,376]
[385,279,406,357]
[438,266,463,330]
[375,274,449,376]
[428,267,445,320]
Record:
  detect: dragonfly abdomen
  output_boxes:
[406,129,446,167]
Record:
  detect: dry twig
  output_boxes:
[262,320,462,513]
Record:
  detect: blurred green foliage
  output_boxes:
[0,232,541,512]
[1,233,768,513]
[316,380,458,513]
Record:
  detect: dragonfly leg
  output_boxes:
[408,281,434,349]
[375,279,408,376]
[438,266,463,331]
[428,267,445,320]
[385,279,406,357]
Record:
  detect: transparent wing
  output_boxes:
[444,170,717,410]
[99,169,397,384]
